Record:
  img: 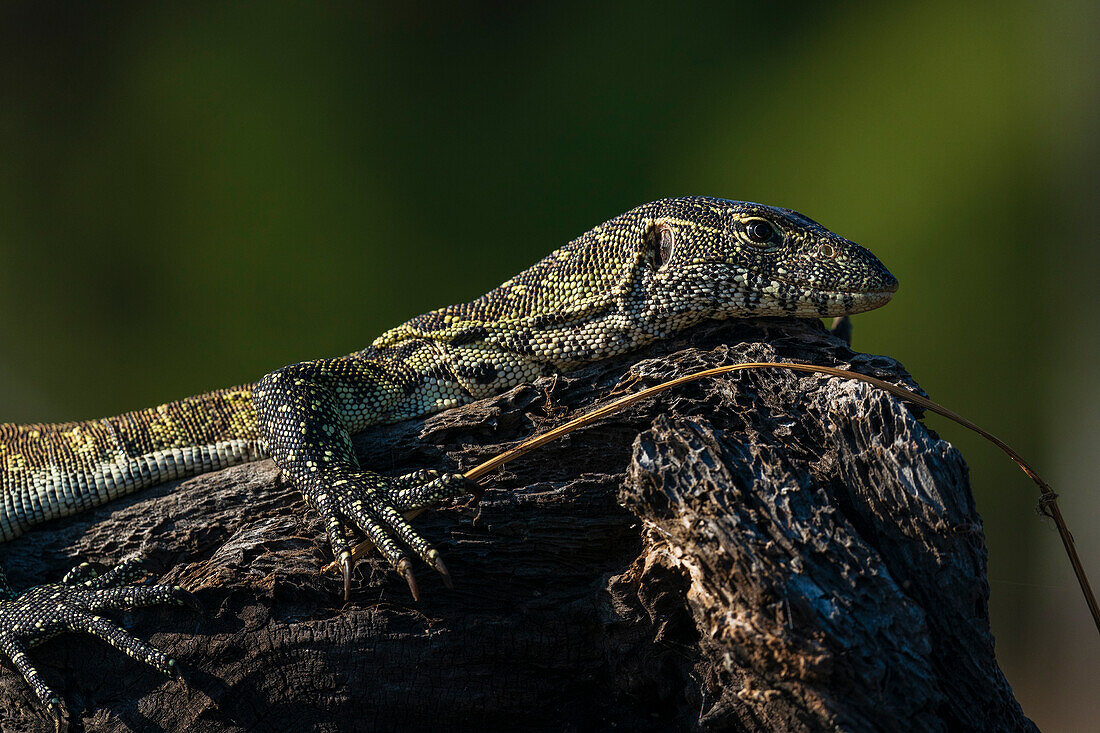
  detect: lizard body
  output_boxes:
[0,196,897,718]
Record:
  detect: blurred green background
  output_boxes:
[1,1,1096,727]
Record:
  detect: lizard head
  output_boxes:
[640,197,898,319]
[374,197,897,360]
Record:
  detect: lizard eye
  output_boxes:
[743,219,776,245]
[653,223,676,268]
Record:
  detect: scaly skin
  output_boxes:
[0,196,898,719]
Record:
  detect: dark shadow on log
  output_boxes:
[0,319,1035,732]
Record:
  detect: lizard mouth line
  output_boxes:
[834,289,898,298]
[769,279,900,300]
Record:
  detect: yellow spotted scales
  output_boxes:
[0,197,898,719]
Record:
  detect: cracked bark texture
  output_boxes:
[0,318,1035,732]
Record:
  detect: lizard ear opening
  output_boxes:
[648,222,676,269]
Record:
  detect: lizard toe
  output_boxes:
[309,469,461,600]
[389,471,471,512]
[0,559,194,716]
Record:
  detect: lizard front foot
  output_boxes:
[0,557,200,723]
[305,469,470,601]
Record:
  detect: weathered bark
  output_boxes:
[0,318,1035,732]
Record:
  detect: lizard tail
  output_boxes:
[0,386,267,542]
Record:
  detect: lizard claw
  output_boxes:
[173,662,193,698]
[49,699,69,733]
[397,558,420,602]
[430,551,454,590]
[174,587,204,615]
[339,553,353,602]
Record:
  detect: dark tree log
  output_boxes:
[0,319,1035,732]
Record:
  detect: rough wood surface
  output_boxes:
[0,318,1035,732]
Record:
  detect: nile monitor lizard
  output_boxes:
[0,196,898,719]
